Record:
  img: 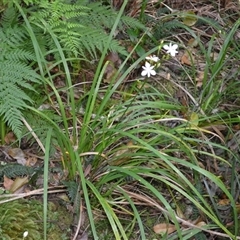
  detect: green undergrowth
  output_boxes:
[0,0,240,239]
[0,0,144,142]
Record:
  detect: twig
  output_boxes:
[72,200,83,240]
[21,117,45,153]
[0,186,66,204]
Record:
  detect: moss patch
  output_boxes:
[0,199,73,240]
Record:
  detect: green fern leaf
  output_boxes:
[27,0,142,59]
[1,7,18,27]
[62,180,79,203]
[0,164,36,179]
[0,23,41,138]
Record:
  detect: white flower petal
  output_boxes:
[163,43,179,57]
[150,69,156,76]
[141,62,156,77]
[172,44,178,50]
[141,70,148,76]
[163,44,170,50]
[171,51,177,57]
[145,62,151,68]
[146,55,160,62]
[23,231,28,238]
[152,56,160,62]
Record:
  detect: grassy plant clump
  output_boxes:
[0,0,240,239]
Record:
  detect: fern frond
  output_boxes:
[30,1,88,28]
[81,2,145,30]
[120,15,146,30]
[4,49,36,61]
[2,59,39,84]
[0,7,18,28]
[0,25,27,48]
[82,2,116,29]
[56,27,82,57]
[79,28,128,58]
[153,20,184,39]
[2,0,48,6]
[0,81,32,138]
[28,0,142,58]
[0,164,36,179]
[62,180,79,203]
[0,25,41,138]
[0,107,23,137]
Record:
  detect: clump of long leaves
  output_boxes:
[16,0,240,238]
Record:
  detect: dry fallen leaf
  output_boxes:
[196,71,205,87]
[103,52,121,83]
[104,52,121,67]
[218,198,230,205]
[4,132,16,145]
[182,11,198,26]
[10,176,29,193]
[103,63,117,83]
[153,223,177,235]
[181,50,194,66]
[176,204,185,219]
[7,148,27,165]
[3,175,14,191]
[57,193,70,202]
[210,52,219,61]
[196,221,207,227]
[187,38,198,48]
[84,164,92,177]
[26,156,38,166]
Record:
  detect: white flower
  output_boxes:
[146,55,160,62]
[163,43,178,57]
[23,231,28,238]
[141,62,156,77]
